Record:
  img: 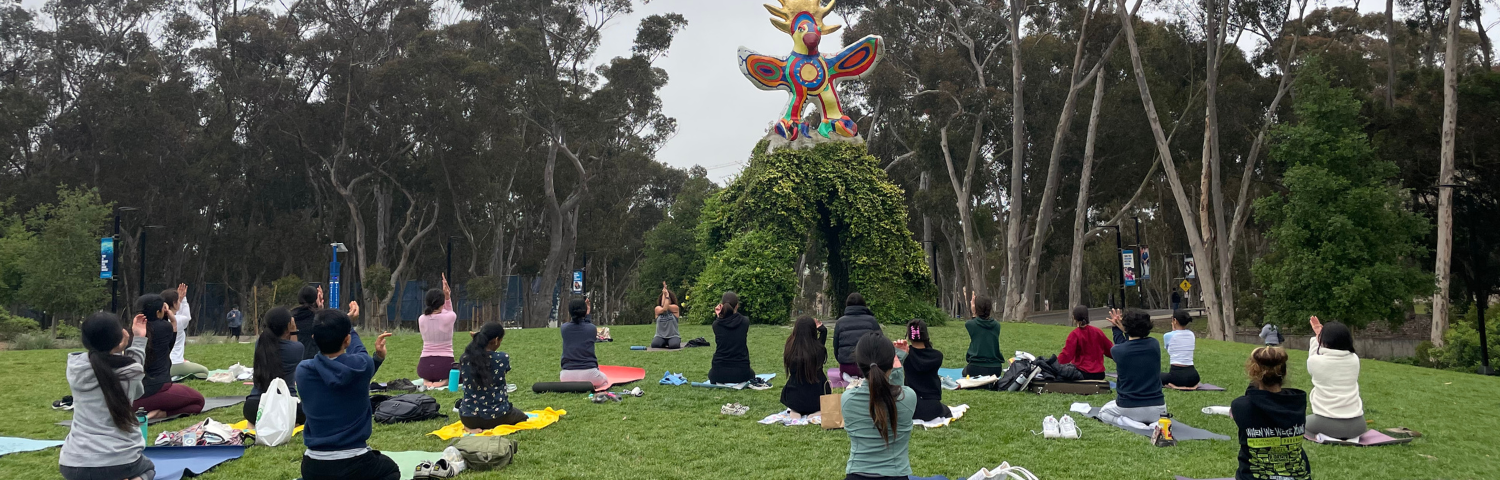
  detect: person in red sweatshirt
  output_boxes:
[1057,305,1113,380]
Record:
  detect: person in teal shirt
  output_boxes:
[963,292,1006,377]
[841,332,917,480]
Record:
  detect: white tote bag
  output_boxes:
[256,378,299,447]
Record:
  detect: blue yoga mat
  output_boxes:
[0,437,64,457]
[938,368,965,381]
[144,445,246,480]
[690,373,776,389]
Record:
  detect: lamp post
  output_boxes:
[137,225,164,297]
[111,207,137,313]
[1099,224,1126,309]
[329,243,347,309]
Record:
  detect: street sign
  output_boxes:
[1122,250,1137,287]
[100,237,115,279]
[1180,280,1192,292]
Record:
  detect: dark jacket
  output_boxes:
[902,346,951,421]
[1231,386,1311,480]
[964,317,1005,368]
[709,312,754,384]
[140,316,177,398]
[296,348,383,452]
[293,305,319,361]
[559,317,599,371]
[833,306,881,365]
[1111,327,1164,408]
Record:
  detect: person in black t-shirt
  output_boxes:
[1230,346,1311,480]
[897,319,950,421]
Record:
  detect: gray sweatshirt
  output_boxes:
[60,336,148,468]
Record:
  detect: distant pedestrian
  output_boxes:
[1170,291,1182,311]
[1260,323,1282,346]
[227,307,243,342]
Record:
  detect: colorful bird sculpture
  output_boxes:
[737,0,883,141]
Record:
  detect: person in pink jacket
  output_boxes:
[417,274,458,388]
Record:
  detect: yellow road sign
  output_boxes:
[1179,280,1192,292]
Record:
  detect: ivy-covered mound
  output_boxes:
[686,142,943,325]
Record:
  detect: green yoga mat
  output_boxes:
[384,450,445,480]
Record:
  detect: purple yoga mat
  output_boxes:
[828,368,849,388]
[1304,430,1413,446]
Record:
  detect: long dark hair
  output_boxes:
[855,332,901,445]
[784,316,827,384]
[137,294,166,363]
[718,291,740,318]
[906,318,932,347]
[1318,322,1356,354]
[423,288,445,315]
[463,322,507,389]
[81,312,138,432]
[297,285,318,308]
[253,307,294,392]
[568,298,588,324]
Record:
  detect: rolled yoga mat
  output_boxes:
[57,396,247,427]
[144,445,246,480]
[532,381,596,393]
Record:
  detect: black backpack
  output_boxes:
[373,394,445,424]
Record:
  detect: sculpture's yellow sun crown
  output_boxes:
[764,0,842,35]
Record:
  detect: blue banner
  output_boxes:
[100,238,115,279]
[1122,250,1137,287]
[571,270,584,294]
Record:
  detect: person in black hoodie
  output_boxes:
[780,316,829,416]
[708,291,755,384]
[897,319,950,421]
[1230,346,1311,480]
[294,285,321,361]
[833,293,881,379]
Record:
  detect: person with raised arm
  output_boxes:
[417,274,458,389]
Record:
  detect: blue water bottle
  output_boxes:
[448,368,460,392]
[136,408,148,446]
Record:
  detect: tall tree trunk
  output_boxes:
[1116,0,1228,339]
[941,125,988,297]
[527,132,588,328]
[1474,0,1494,68]
[921,171,935,288]
[1431,0,1464,347]
[1070,74,1108,308]
[1002,0,1029,320]
[1205,0,1235,335]
[1386,0,1397,108]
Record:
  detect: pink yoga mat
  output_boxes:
[1304,430,1413,446]
[599,365,646,386]
[827,368,849,388]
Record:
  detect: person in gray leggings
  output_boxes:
[1305,316,1367,439]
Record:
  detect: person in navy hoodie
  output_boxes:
[296,308,396,480]
[1098,309,1168,426]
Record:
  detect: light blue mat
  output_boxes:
[0,436,64,456]
[144,445,245,480]
[938,368,965,381]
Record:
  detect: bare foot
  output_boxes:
[465,427,485,434]
[146,410,166,420]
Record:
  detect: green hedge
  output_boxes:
[687,142,944,325]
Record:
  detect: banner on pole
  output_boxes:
[100,238,115,279]
[1140,246,1151,280]
[1184,254,1197,279]
[1122,250,1137,287]
[571,270,584,294]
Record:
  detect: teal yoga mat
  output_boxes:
[0,437,64,457]
[144,445,245,480]
[384,450,445,480]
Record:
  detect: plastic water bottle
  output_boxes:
[136,408,148,446]
[448,368,460,392]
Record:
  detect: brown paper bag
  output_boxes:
[820,394,844,430]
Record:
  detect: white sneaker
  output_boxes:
[1042,415,1060,438]
[990,462,1040,480]
[1059,415,1080,439]
[965,467,992,480]
[440,445,466,474]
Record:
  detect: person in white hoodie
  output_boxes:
[60,312,155,480]
[1305,316,1366,439]
[162,284,209,380]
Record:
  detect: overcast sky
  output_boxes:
[13,0,1497,183]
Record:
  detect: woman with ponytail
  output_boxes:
[133,294,205,419]
[559,298,609,389]
[459,322,528,433]
[417,275,458,388]
[709,291,755,384]
[1230,346,1310,480]
[243,307,305,426]
[60,312,156,480]
[841,332,917,480]
[896,320,950,421]
[780,316,829,416]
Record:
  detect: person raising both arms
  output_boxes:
[59,313,156,480]
[294,285,322,361]
[559,298,610,390]
[1231,346,1311,480]
[709,291,757,384]
[896,319,950,422]
[417,274,458,389]
[458,323,528,433]
[1304,315,1366,440]
[962,291,1006,377]
[244,307,304,427]
[162,284,209,380]
[841,332,917,480]
[1097,309,1166,426]
[132,294,205,420]
[298,309,398,480]
[833,293,881,380]
[651,283,683,350]
[780,316,829,418]
[1160,310,1201,389]
[1057,305,1113,381]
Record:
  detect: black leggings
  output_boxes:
[301,450,399,480]
[60,456,155,480]
[1160,365,1201,387]
[1078,370,1107,381]
[650,336,681,349]
[845,474,906,480]
[460,407,530,430]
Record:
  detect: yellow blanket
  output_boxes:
[428,408,567,440]
[228,420,304,437]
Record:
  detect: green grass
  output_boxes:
[2,322,1497,479]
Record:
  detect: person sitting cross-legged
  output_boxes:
[296,309,398,480]
[1097,309,1167,426]
[459,322,529,433]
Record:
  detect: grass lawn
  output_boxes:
[2,321,1497,480]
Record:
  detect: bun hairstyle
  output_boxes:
[253,307,294,392]
[906,318,931,346]
[854,332,902,445]
[1246,346,1289,389]
[1172,309,1193,327]
[1071,305,1090,327]
[80,312,138,432]
[424,288,446,315]
[973,295,993,319]
[298,285,319,307]
[784,316,827,384]
[568,298,589,323]
[718,291,740,318]
[463,322,508,389]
